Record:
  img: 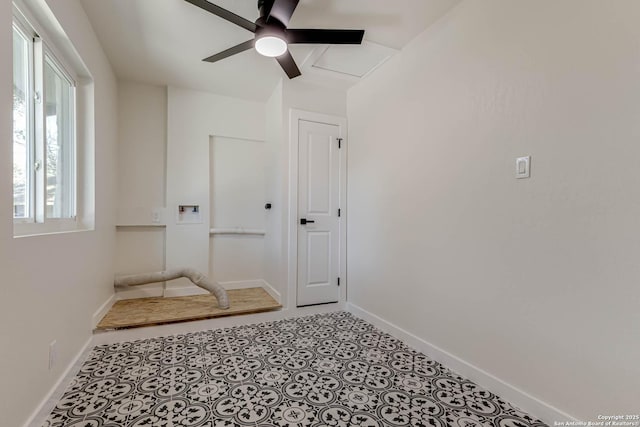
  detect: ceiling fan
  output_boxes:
[184,0,365,78]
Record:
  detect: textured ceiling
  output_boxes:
[80,0,461,100]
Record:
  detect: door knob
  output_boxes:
[300,218,315,225]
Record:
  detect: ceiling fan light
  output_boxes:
[255,35,287,57]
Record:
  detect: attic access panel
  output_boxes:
[311,41,397,78]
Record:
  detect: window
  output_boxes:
[12,24,30,219]
[12,9,77,233]
[44,55,75,219]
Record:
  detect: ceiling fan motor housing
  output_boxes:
[185,0,365,79]
[258,0,276,20]
[255,17,286,37]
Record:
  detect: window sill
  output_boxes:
[13,220,92,238]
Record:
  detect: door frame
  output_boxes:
[287,109,347,310]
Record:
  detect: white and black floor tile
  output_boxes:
[43,311,547,427]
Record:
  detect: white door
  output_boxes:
[297,120,342,306]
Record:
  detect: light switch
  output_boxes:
[516,156,530,179]
[518,160,526,174]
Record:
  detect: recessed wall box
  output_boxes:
[177,205,202,224]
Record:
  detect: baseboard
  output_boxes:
[217,279,265,290]
[163,279,280,298]
[218,279,282,303]
[346,302,577,425]
[92,293,116,329]
[24,336,93,427]
[92,303,343,346]
[112,280,282,302]
[27,302,345,425]
[261,280,281,303]
[163,285,209,297]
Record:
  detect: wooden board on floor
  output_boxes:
[96,287,281,330]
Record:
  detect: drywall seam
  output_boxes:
[345,302,578,425]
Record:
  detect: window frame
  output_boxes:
[12,4,80,236]
[43,46,77,221]
[12,15,35,223]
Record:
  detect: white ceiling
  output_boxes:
[80,0,461,101]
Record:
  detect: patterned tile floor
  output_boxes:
[44,311,547,427]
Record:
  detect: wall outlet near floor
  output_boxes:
[49,340,57,370]
[151,208,162,223]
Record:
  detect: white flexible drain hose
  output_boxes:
[114,268,230,309]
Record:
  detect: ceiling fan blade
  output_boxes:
[286,29,365,45]
[275,50,301,79]
[184,0,257,33]
[267,0,300,27]
[203,39,255,63]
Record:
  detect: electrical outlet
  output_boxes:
[151,208,161,223]
[49,340,57,370]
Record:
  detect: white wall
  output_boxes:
[263,80,285,293]
[115,82,276,294]
[117,82,166,226]
[283,79,348,119]
[116,227,165,275]
[166,87,266,292]
[282,79,347,309]
[112,78,347,305]
[209,136,268,284]
[115,82,167,298]
[0,0,118,425]
[347,0,640,421]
